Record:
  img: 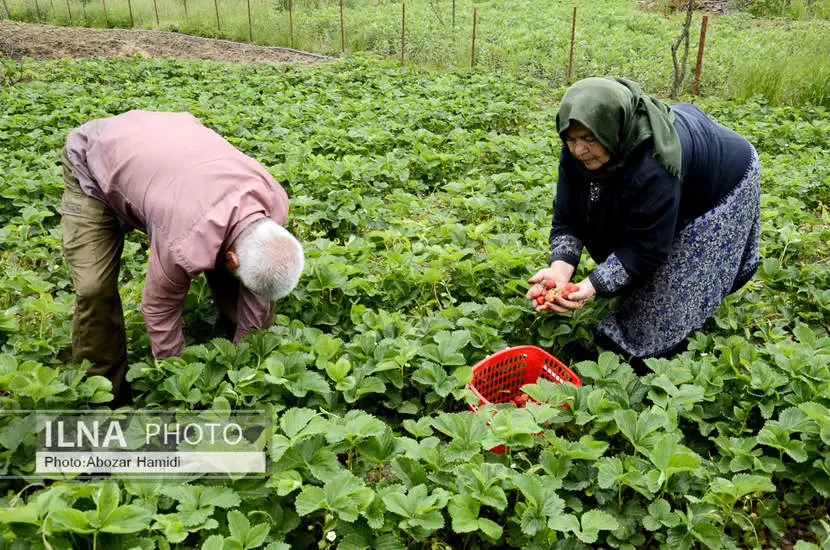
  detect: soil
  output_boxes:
[0,19,334,64]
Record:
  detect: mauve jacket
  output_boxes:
[64,110,289,359]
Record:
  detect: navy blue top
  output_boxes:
[549,103,754,296]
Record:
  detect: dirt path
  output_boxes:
[0,19,334,64]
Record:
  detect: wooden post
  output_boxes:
[246,0,252,41]
[693,15,708,95]
[126,0,133,26]
[101,0,108,24]
[568,6,577,82]
[152,0,159,26]
[64,0,72,23]
[471,7,477,68]
[214,0,220,31]
[400,0,405,64]
[452,0,455,28]
[339,0,345,52]
[182,0,187,22]
[34,0,41,19]
[289,0,294,48]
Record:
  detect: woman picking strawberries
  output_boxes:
[527,77,760,362]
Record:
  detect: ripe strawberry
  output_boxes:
[561,282,580,299]
[544,280,556,289]
[536,296,545,305]
[512,393,530,407]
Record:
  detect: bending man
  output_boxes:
[61,110,304,404]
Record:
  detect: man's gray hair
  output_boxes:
[235,218,304,300]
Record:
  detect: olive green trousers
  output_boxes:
[60,148,130,406]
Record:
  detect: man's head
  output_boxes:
[225,219,304,300]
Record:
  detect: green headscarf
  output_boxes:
[556,77,682,177]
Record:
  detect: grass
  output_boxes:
[2,0,828,105]
[728,29,830,105]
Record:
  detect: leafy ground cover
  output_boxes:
[0,55,829,548]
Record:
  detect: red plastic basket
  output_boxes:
[467,345,581,411]
[467,345,581,454]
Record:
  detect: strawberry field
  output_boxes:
[0,54,829,549]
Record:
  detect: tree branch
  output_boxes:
[670,0,695,99]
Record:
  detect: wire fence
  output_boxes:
[0,0,710,91]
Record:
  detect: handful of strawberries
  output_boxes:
[529,280,581,306]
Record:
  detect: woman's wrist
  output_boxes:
[549,260,576,280]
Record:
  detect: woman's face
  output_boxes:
[564,122,611,171]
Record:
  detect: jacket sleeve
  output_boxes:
[549,149,584,267]
[589,162,681,296]
[233,288,273,345]
[141,244,191,359]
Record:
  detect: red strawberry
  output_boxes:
[513,393,530,407]
[562,282,580,299]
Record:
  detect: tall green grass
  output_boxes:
[3,0,829,105]
[746,0,830,19]
[710,15,830,105]
[729,39,829,105]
